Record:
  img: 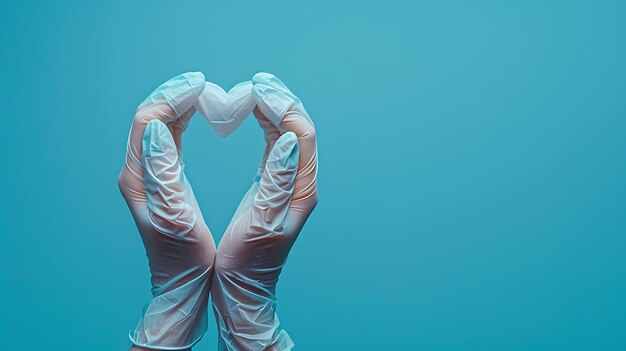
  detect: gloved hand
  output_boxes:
[211,73,318,351]
[118,72,217,350]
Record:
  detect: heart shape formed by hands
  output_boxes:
[193,72,312,138]
[120,71,318,351]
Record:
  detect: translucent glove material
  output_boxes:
[251,72,314,130]
[138,72,207,118]
[193,81,257,138]
[118,73,217,350]
[211,73,318,351]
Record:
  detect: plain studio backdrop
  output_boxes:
[1,1,625,350]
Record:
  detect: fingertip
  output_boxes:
[278,131,298,144]
[189,71,205,82]
[145,118,167,135]
[142,119,174,155]
[252,72,274,84]
[269,132,299,172]
[163,72,206,117]
[259,132,299,200]
[183,71,205,89]
[251,74,296,127]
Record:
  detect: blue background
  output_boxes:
[1,1,625,350]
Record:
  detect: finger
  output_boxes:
[251,72,300,129]
[251,72,318,206]
[142,119,196,237]
[278,113,318,206]
[251,107,281,179]
[251,132,300,234]
[170,106,196,153]
[253,106,281,145]
[194,81,256,138]
[137,72,206,118]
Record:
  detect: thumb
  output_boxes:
[251,132,300,234]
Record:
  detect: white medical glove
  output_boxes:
[211,73,318,351]
[118,72,217,350]
[193,81,257,138]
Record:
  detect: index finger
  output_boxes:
[251,72,318,206]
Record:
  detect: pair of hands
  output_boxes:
[119,72,317,350]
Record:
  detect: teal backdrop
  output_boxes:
[1,1,625,350]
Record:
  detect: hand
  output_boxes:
[118,72,217,350]
[211,73,318,351]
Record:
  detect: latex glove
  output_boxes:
[211,73,318,351]
[193,81,257,138]
[118,72,217,350]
